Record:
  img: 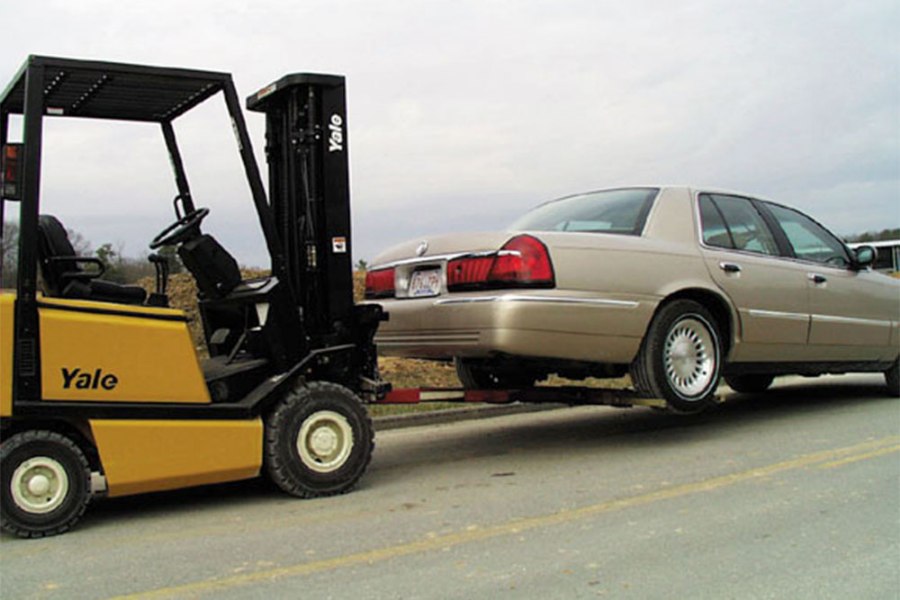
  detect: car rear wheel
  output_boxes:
[454,358,538,390]
[886,360,899,397]
[264,381,374,498]
[1,430,92,538]
[724,374,775,394]
[631,299,722,413]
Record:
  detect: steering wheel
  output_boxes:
[150,207,210,249]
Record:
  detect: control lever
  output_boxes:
[147,253,171,307]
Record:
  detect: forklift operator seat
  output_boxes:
[177,234,242,299]
[37,215,148,305]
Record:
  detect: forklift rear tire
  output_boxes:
[1,430,92,538]
[264,381,374,498]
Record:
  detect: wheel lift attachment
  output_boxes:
[376,387,668,409]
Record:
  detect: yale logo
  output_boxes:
[61,367,119,391]
[328,114,344,152]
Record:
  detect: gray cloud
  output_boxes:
[2,0,897,267]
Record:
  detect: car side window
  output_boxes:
[699,196,733,249]
[764,203,851,267]
[699,194,779,256]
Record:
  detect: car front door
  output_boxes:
[762,203,895,360]
[696,193,812,362]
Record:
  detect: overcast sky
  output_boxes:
[2,0,898,267]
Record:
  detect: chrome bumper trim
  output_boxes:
[433,295,639,308]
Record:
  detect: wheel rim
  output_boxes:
[296,411,354,473]
[10,456,70,514]
[663,316,717,400]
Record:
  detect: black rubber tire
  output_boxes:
[724,374,775,394]
[886,359,899,398]
[1,430,92,538]
[264,381,374,498]
[631,299,722,414]
[454,358,538,390]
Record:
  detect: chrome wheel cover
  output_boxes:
[663,316,717,399]
[10,456,70,514]
[297,410,354,473]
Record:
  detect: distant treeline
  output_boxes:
[1,221,181,289]
[2,222,899,289]
[846,228,900,243]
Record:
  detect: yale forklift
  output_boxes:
[0,55,385,537]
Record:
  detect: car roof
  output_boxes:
[544,185,775,203]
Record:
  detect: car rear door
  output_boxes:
[761,202,895,359]
[696,193,812,361]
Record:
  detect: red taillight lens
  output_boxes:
[365,268,395,299]
[447,235,554,291]
[1,144,23,200]
[489,235,554,285]
[447,256,493,288]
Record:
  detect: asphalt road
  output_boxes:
[1,374,898,599]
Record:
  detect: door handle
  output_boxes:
[719,262,742,274]
[808,273,827,284]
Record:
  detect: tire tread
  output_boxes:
[1,430,91,539]
[264,381,374,499]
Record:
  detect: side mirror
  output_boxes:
[852,245,877,269]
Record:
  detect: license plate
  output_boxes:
[409,269,442,298]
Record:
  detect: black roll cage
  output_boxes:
[0,55,289,401]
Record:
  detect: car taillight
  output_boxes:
[447,256,494,288]
[447,235,554,291]
[490,235,555,284]
[365,267,395,299]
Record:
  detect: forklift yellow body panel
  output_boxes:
[1,293,13,417]
[38,297,211,404]
[89,418,263,497]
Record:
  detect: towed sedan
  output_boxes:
[366,186,899,412]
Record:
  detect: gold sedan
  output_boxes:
[366,186,899,413]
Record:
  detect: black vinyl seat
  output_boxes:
[37,215,147,305]
[178,234,242,299]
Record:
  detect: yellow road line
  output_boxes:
[114,435,900,600]
[818,444,900,469]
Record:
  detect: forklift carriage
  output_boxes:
[0,55,385,537]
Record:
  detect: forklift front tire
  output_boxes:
[264,381,374,498]
[1,430,92,538]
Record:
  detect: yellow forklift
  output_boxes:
[0,56,385,537]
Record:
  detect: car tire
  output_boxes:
[454,358,538,390]
[886,360,899,398]
[631,299,722,414]
[264,381,374,498]
[724,374,775,394]
[1,430,92,538]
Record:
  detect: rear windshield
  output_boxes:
[510,188,659,235]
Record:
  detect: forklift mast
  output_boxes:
[247,75,355,344]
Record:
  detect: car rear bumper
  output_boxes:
[371,290,657,364]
